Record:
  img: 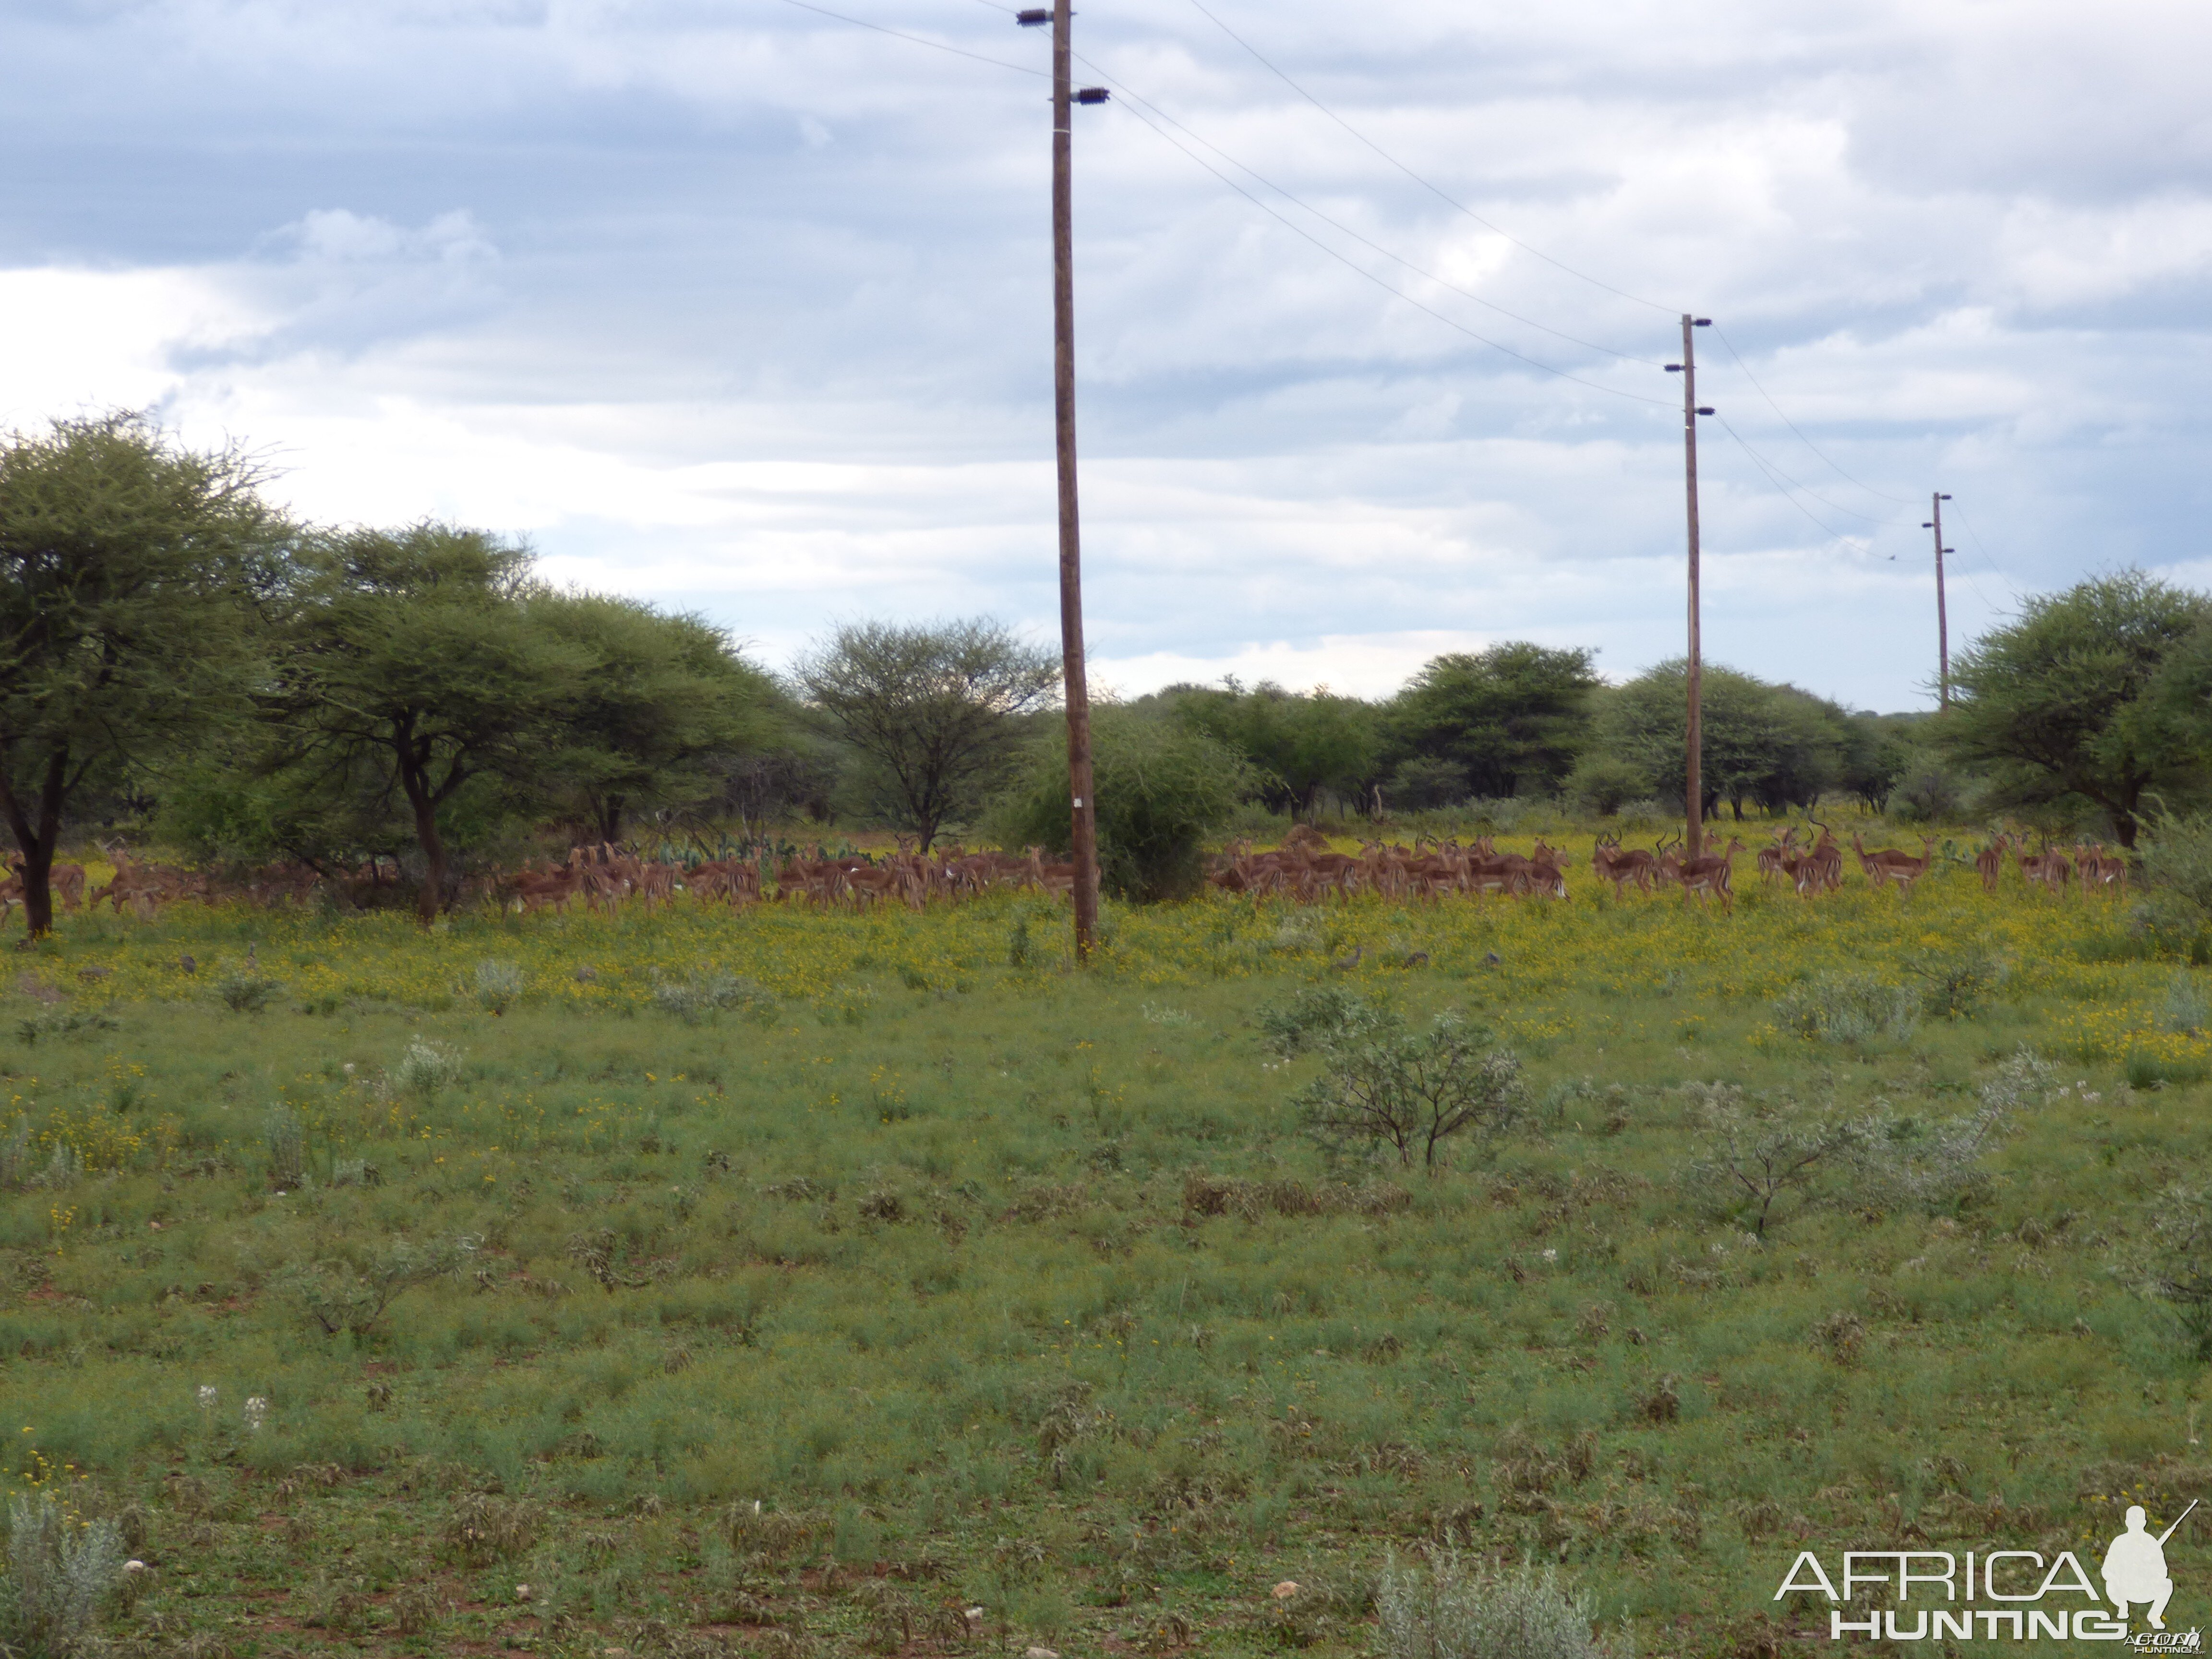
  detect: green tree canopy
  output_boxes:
[988,708,1254,901]
[264,524,589,919]
[1939,571,2212,846]
[527,592,786,843]
[1380,643,1599,798]
[1591,661,1847,820]
[1158,680,1378,820]
[794,618,1059,850]
[0,413,287,932]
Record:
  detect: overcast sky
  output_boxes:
[4,0,2208,710]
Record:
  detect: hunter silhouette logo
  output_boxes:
[1775,1499,2202,1641]
[2106,1501,2195,1631]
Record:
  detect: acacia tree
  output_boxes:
[0,414,285,934]
[528,593,786,843]
[794,618,1058,850]
[1381,643,1599,798]
[1940,571,2211,846]
[1162,680,1378,821]
[268,524,587,920]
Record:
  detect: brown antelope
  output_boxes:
[1591,834,1655,897]
[1974,832,2008,893]
[1025,845,1077,901]
[1678,837,1749,913]
[1755,827,1800,888]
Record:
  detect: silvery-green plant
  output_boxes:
[395,1037,464,1099]
[263,1107,306,1190]
[2162,971,2211,1036]
[474,959,525,1015]
[4,1488,126,1651]
[1376,1551,1629,1659]
[1770,973,1920,1045]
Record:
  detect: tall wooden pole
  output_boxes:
[1051,0,1099,960]
[1680,314,1706,857]
[1931,492,1951,709]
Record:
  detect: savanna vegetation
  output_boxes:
[12,411,2212,1657]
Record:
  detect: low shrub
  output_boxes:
[3,1489,127,1652]
[475,959,526,1014]
[1375,1551,1628,1659]
[1770,973,1920,1044]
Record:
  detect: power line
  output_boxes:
[773,0,1045,76]
[1712,414,1865,547]
[1710,416,1909,528]
[1078,65,1666,367]
[1710,326,1916,508]
[1945,502,2022,602]
[1180,0,1683,315]
[1105,96,1673,406]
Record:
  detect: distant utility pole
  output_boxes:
[1666,316,1714,856]
[1018,3,1109,960]
[1923,493,1953,708]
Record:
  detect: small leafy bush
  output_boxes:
[4,1489,127,1652]
[215,970,286,1013]
[284,1235,480,1338]
[394,1036,465,1098]
[1259,986,1383,1058]
[987,708,1258,901]
[1684,1083,1862,1237]
[653,970,777,1025]
[1375,1551,1628,1659]
[1289,1001,1526,1170]
[474,959,525,1014]
[2141,1185,2212,1358]
[1901,949,2006,1019]
[14,1007,119,1045]
[263,1106,307,1189]
[2161,971,2210,1036]
[1770,973,1920,1044]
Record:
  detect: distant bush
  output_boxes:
[1900,949,2006,1019]
[2134,812,2212,954]
[14,1007,118,1045]
[284,1235,480,1338]
[394,1036,465,1098]
[1385,757,1470,812]
[215,970,286,1013]
[652,970,776,1025]
[1685,1085,1863,1237]
[2161,971,2210,1036]
[1770,973,1920,1044]
[4,1488,126,1653]
[2140,1185,2212,1358]
[1376,1551,1627,1659]
[264,1106,307,1189]
[1564,754,1653,818]
[987,709,1257,902]
[1258,986,1383,1057]
[474,959,525,1014]
[1286,1000,1526,1170]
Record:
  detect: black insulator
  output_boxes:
[1075,86,1110,103]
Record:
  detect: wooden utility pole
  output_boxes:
[1668,316,1713,855]
[1924,493,1953,708]
[1043,0,1099,959]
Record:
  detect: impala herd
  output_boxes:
[0,821,2136,930]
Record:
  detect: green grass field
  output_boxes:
[4,837,2209,1656]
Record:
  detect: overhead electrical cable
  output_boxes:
[1712,415,1865,547]
[774,0,1046,75]
[1711,327,1916,508]
[1180,0,1683,315]
[1076,64,1666,367]
[1945,502,2023,602]
[1104,96,1673,406]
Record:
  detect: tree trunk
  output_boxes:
[393,735,451,925]
[0,747,68,938]
[597,797,625,845]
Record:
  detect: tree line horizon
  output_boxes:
[3,413,2203,929]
